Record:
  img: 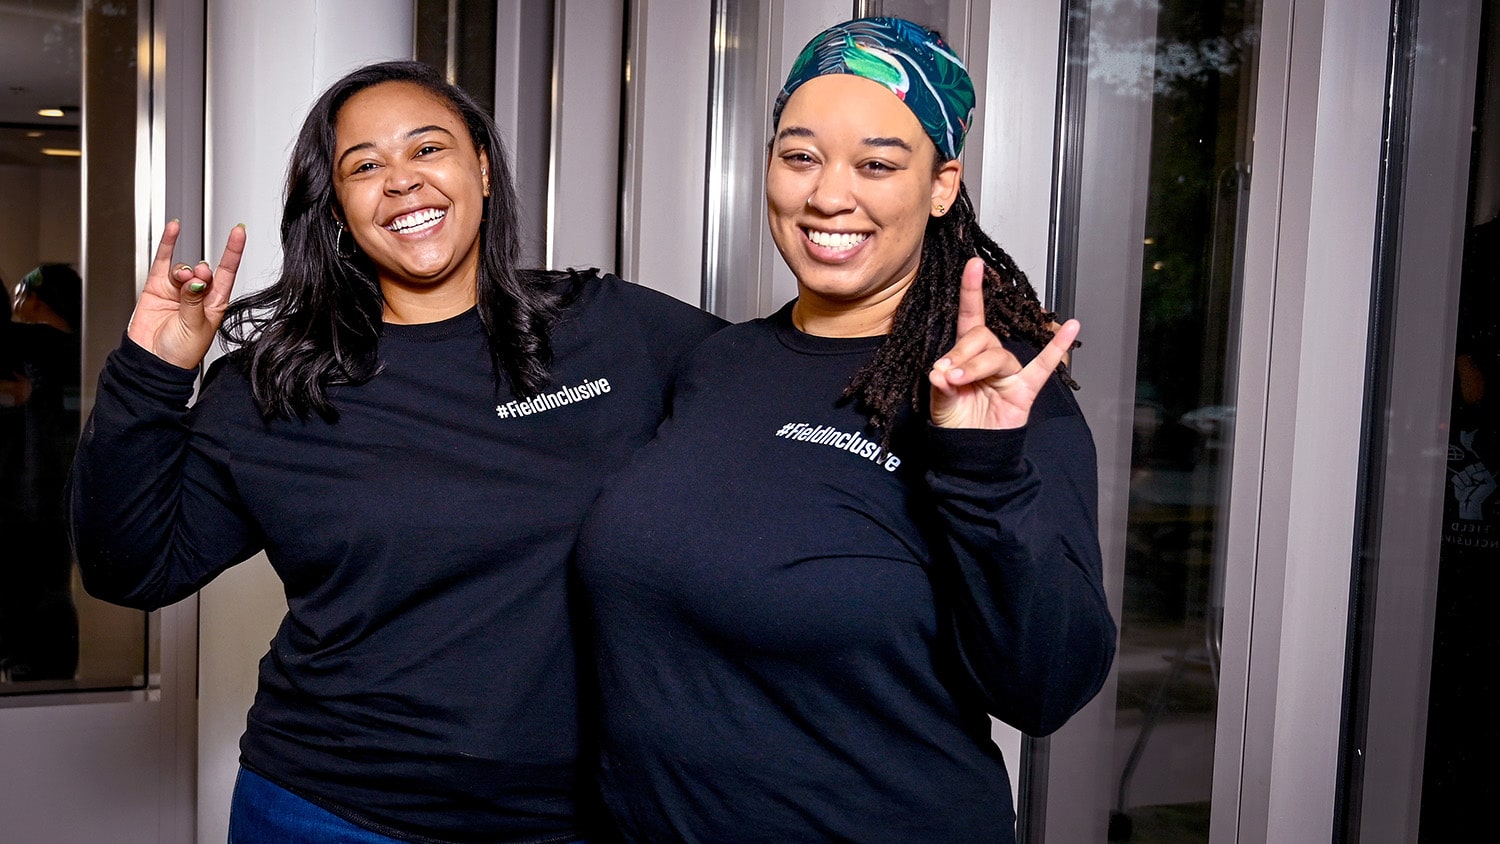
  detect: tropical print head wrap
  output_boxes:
[773,17,976,161]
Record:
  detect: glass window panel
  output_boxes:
[1048,0,1263,839]
[2,0,148,697]
[1336,1,1494,838]
[1422,1,1500,829]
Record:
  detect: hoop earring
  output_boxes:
[335,222,357,260]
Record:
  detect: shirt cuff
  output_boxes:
[925,423,1029,482]
[107,333,200,405]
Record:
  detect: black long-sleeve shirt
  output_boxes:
[575,303,1115,843]
[70,272,724,844]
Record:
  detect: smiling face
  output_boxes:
[332,81,489,316]
[767,74,961,336]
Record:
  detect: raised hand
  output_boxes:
[127,219,246,370]
[928,257,1080,430]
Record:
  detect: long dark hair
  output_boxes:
[220,60,557,420]
[847,180,1078,438]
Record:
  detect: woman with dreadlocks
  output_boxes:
[575,17,1115,843]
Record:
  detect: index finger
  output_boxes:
[956,257,986,337]
[148,219,183,282]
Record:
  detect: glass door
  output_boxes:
[1418,3,1500,830]
[1037,1,1263,840]
[0,0,200,840]
[1341,0,1498,839]
[1,0,149,698]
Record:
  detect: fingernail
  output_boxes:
[235,223,246,231]
[187,281,207,293]
[936,358,952,370]
[197,260,210,267]
[949,368,964,379]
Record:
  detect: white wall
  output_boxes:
[546,0,626,274]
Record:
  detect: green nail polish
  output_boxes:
[187,281,207,293]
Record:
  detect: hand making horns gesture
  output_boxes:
[928,257,1081,431]
[126,219,246,370]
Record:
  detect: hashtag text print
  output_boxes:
[774,422,902,472]
[497,378,611,418]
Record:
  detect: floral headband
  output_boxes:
[773,17,976,161]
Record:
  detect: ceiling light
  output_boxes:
[41,148,82,157]
[37,108,66,118]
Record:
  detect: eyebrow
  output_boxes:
[337,125,457,169]
[774,125,912,152]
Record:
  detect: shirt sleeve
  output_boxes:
[610,274,728,396]
[923,379,1117,737]
[69,337,264,610]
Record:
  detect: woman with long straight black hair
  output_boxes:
[70,60,722,844]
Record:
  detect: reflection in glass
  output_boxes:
[1421,2,1500,835]
[3,265,82,683]
[1,0,147,696]
[1095,1,1260,840]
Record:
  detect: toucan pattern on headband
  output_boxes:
[773,16,976,161]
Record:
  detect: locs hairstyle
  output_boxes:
[220,60,557,421]
[847,179,1076,441]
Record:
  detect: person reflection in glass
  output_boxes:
[1,264,82,682]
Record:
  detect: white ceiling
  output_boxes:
[0,0,83,168]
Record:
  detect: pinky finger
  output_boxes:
[1028,319,1080,377]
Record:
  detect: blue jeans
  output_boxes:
[227,768,409,843]
[227,767,590,844]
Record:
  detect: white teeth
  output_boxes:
[806,229,868,250]
[387,208,446,233]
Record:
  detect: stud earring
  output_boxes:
[934,202,946,215]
